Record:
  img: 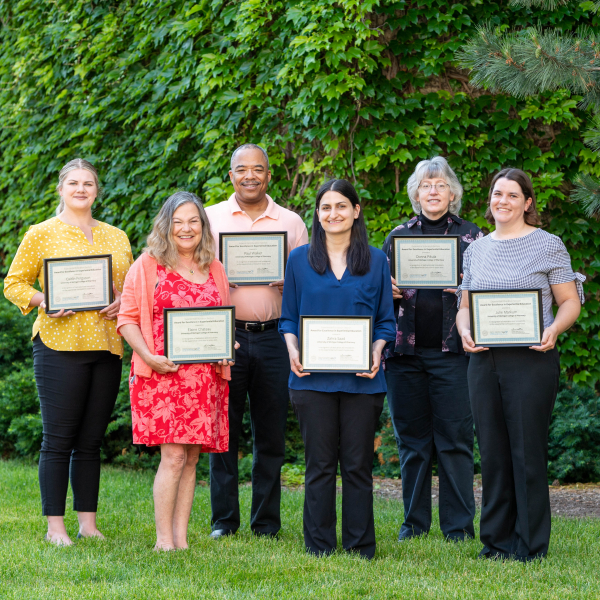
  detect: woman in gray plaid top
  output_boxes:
[456,168,584,562]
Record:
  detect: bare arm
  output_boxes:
[119,323,179,374]
[456,294,488,353]
[530,281,581,352]
[283,333,310,378]
[29,292,76,318]
[356,339,388,379]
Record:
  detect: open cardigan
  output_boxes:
[117,252,232,381]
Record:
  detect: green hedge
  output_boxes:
[1,0,598,383]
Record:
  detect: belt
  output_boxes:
[235,318,279,332]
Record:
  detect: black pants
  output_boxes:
[32,336,122,516]
[290,389,384,559]
[209,327,290,534]
[385,348,475,541]
[468,347,560,561]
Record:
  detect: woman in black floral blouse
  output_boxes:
[381,156,482,542]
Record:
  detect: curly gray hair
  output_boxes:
[145,191,215,272]
[406,156,463,215]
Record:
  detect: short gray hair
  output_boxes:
[145,191,215,272]
[406,156,463,215]
[230,143,270,170]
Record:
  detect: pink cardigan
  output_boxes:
[117,252,232,381]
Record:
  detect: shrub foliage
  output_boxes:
[0,1,599,475]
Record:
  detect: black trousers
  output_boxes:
[210,327,290,534]
[468,347,560,561]
[32,336,122,516]
[290,389,384,559]
[385,348,475,541]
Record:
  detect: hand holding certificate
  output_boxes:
[468,290,543,348]
[164,306,236,364]
[299,316,373,373]
[43,255,113,314]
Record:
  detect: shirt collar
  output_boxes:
[227,193,279,220]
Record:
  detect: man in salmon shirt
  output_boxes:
[206,144,309,539]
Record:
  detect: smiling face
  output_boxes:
[417,177,454,220]
[229,147,271,205]
[490,177,532,226]
[317,191,360,235]
[59,168,98,213]
[171,202,203,256]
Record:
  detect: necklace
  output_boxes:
[179,259,196,275]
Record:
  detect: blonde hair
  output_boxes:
[406,156,463,215]
[145,191,215,272]
[56,158,102,216]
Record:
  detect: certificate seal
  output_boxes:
[175,347,181,353]
[402,273,408,278]
[482,330,488,337]
[55,296,61,302]
[229,270,236,275]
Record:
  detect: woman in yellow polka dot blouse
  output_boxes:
[4,158,133,546]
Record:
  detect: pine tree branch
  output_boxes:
[584,115,600,151]
[457,25,600,104]
[572,174,600,217]
[510,0,599,11]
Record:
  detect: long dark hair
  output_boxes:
[307,179,371,276]
[485,168,542,227]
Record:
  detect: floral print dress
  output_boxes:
[129,265,229,450]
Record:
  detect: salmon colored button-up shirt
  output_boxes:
[205,194,309,322]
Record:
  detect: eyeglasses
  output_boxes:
[419,183,449,193]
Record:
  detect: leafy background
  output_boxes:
[0,0,599,480]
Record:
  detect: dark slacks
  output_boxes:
[210,327,290,534]
[468,347,560,561]
[32,336,122,516]
[385,348,475,541]
[290,389,384,559]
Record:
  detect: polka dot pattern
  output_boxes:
[3,217,133,357]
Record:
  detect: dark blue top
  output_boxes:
[279,244,396,394]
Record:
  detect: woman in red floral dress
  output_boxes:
[118,192,237,551]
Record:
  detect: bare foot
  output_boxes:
[78,528,106,540]
[45,531,73,546]
[154,542,176,552]
[174,543,189,550]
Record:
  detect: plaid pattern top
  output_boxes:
[459,228,585,328]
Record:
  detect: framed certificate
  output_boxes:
[469,289,544,347]
[299,316,373,373]
[219,232,287,285]
[43,254,113,314]
[391,235,460,289]
[163,306,236,364]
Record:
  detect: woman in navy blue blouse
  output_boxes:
[279,179,396,559]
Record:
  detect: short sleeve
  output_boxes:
[546,235,586,304]
[3,227,43,315]
[456,244,473,308]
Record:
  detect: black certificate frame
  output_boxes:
[468,289,544,348]
[299,315,373,374]
[219,231,288,286]
[390,234,461,289]
[43,254,114,314]
[163,305,236,364]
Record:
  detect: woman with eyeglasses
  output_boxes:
[381,156,482,543]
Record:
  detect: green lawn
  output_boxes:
[1,460,598,599]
